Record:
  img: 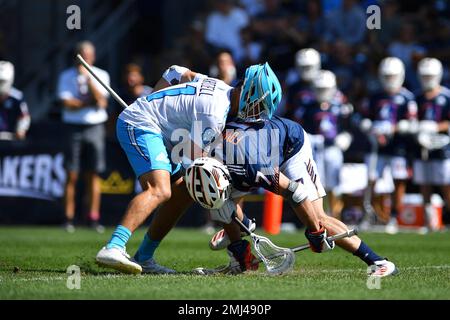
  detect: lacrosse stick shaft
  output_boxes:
[290,229,358,253]
[76,54,128,109]
[233,215,252,236]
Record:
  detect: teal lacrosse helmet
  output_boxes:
[238,62,282,122]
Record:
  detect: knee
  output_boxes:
[152,186,172,203]
[66,172,78,185]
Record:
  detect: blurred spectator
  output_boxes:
[327,40,364,95]
[0,61,30,141]
[294,0,326,47]
[180,19,212,75]
[240,26,263,67]
[387,22,426,90]
[239,0,265,17]
[205,0,249,63]
[57,41,110,233]
[252,0,294,71]
[209,50,237,85]
[370,0,401,47]
[119,63,153,106]
[323,0,366,45]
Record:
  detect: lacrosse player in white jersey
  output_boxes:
[413,58,450,232]
[96,62,283,274]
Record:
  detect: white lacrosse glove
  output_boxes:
[335,132,353,151]
[397,120,410,134]
[419,120,439,133]
[372,121,394,136]
[359,118,372,132]
[210,199,237,224]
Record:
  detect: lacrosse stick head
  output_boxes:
[252,235,296,275]
[418,132,450,150]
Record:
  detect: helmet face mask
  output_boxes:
[418,58,443,91]
[238,62,282,123]
[0,61,14,96]
[185,157,232,210]
[378,57,405,94]
[296,48,321,82]
[313,70,337,103]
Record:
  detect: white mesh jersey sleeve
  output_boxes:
[119,77,232,152]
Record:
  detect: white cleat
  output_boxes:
[96,246,142,274]
[209,219,256,250]
[135,258,176,274]
[385,218,399,234]
[368,260,398,277]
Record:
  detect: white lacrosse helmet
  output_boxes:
[313,70,337,103]
[185,157,232,209]
[378,57,405,93]
[0,61,14,96]
[295,48,321,82]
[418,58,443,91]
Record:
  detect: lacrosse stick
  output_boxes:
[192,229,358,275]
[76,54,128,109]
[233,216,296,275]
[362,131,378,227]
[418,132,450,160]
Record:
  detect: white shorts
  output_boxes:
[364,155,409,181]
[280,131,326,201]
[413,159,450,185]
[312,144,343,190]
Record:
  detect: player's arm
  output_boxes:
[153,65,206,92]
[247,165,334,252]
[15,100,31,140]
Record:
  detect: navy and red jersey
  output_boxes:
[214,116,305,193]
[364,87,417,156]
[293,90,351,146]
[416,86,450,159]
[286,80,315,116]
[0,88,29,134]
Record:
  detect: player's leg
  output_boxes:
[413,159,433,232]
[84,171,102,230]
[63,125,82,232]
[132,176,193,273]
[387,156,409,234]
[84,123,106,232]
[323,145,344,217]
[63,170,78,232]
[311,197,397,276]
[219,199,259,273]
[96,119,173,274]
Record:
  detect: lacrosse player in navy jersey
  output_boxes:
[360,57,418,234]
[413,58,450,232]
[293,70,353,216]
[285,48,321,118]
[185,115,397,277]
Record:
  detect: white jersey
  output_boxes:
[119,77,232,151]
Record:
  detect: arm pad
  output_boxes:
[162,65,190,86]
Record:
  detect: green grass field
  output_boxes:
[0,226,449,300]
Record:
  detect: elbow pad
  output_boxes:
[287,180,308,205]
[162,65,190,85]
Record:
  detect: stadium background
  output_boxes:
[0,0,449,227]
